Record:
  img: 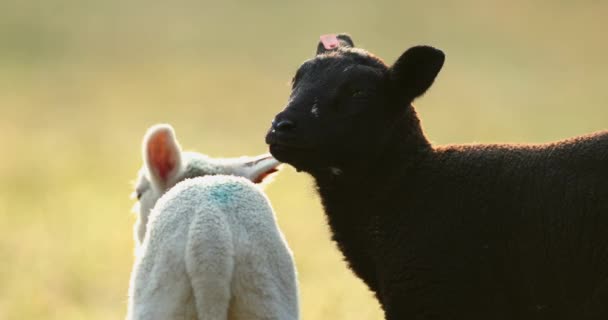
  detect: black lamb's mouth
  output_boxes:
[268,143,320,171]
[269,143,311,153]
[268,141,315,163]
[265,131,315,163]
[265,133,311,150]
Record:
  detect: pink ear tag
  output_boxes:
[320,34,340,50]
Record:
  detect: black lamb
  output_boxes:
[265,34,608,319]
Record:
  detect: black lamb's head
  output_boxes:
[265,34,445,173]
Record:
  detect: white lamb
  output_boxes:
[127,124,299,320]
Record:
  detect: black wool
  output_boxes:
[266,34,608,320]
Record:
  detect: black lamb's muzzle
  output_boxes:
[265,131,306,148]
[265,127,324,170]
[265,130,308,159]
[266,111,311,148]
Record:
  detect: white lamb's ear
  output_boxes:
[142,124,183,190]
[231,154,282,185]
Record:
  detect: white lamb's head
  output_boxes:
[132,124,281,244]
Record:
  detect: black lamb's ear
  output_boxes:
[336,34,355,47]
[389,45,445,103]
[316,33,355,55]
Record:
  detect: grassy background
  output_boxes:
[1,1,607,319]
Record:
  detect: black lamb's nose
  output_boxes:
[273,119,296,132]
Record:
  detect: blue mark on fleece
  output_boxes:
[208,181,245,205]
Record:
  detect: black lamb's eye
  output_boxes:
[351,90,366,98]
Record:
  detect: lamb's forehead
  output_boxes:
[299,48,387,75]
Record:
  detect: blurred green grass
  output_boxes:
[0,1,607,319]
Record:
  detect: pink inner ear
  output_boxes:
[253,167,279,184]
[147,131,177,182]
[320,34,340,50]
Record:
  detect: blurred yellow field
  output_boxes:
[1,1,607,319]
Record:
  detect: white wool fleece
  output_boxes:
[128,175,298,320]
[127,124,298,320]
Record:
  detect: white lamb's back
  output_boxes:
[127,124,298,320]
[129,175,298,320]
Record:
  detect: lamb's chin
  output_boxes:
[269,144,304,160]
[268,145,320,173]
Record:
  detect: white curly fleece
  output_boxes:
[128,175,298,320]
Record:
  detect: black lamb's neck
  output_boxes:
[312,105,431,206]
